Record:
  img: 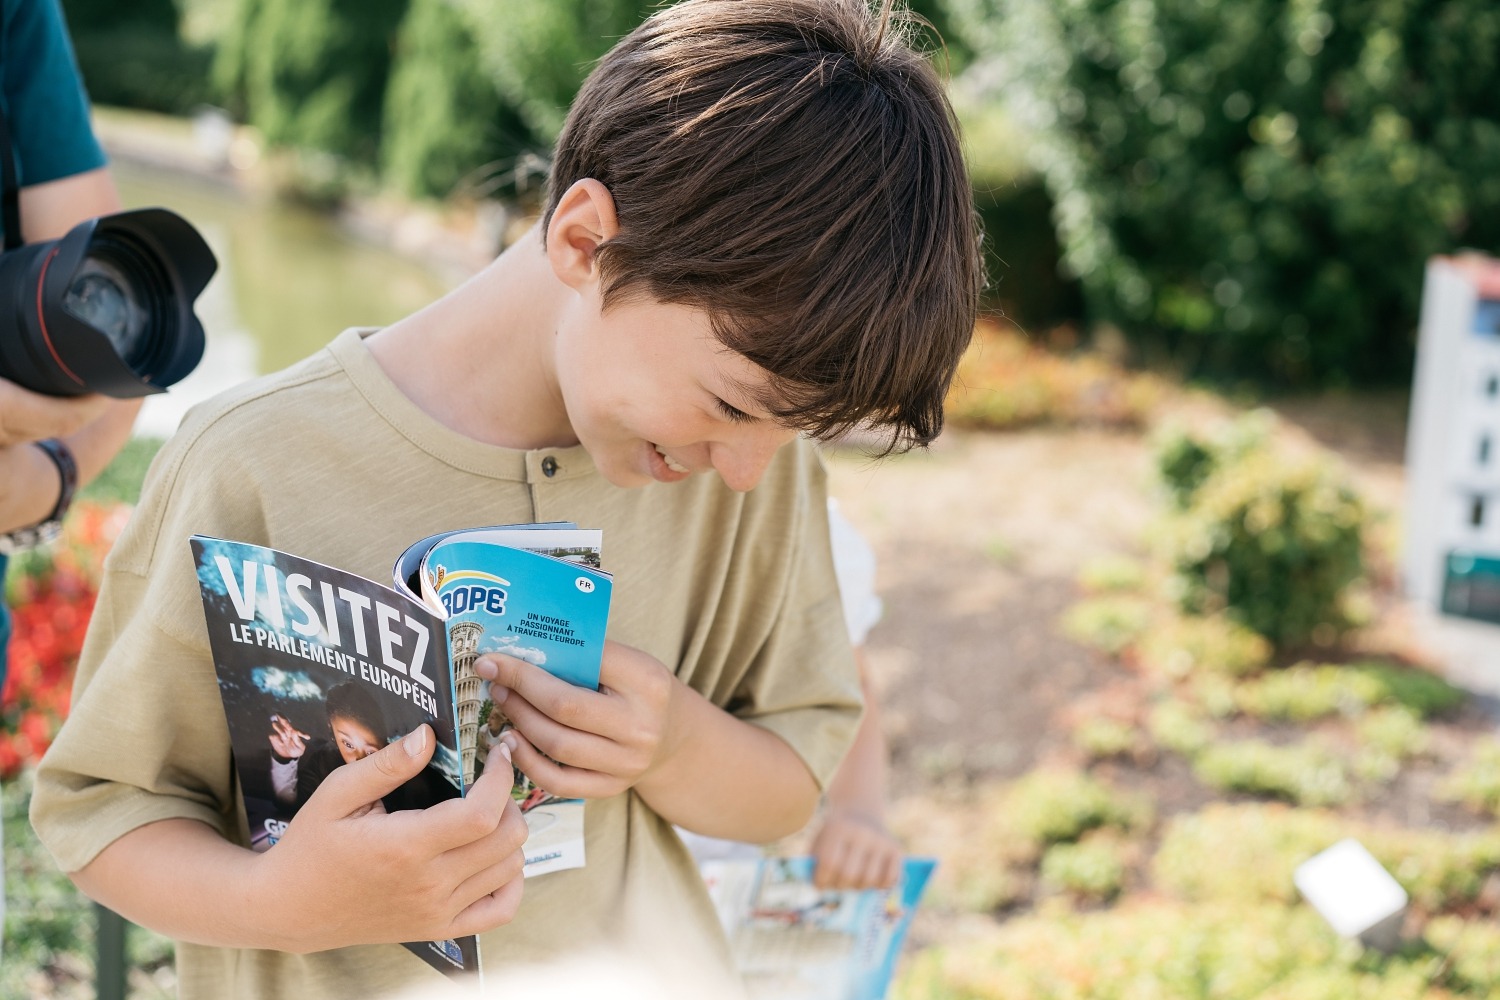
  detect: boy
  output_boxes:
[31,1,979,996]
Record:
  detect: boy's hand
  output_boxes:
[474,641,679,800]
[252,725,528,952]
[809,809,903,891]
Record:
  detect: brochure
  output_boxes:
[699,856,936,1000]
[189,524,612,977]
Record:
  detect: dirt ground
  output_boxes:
[826,427,1160,794]
[823,393,1499,943]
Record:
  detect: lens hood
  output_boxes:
[0,207,217,397]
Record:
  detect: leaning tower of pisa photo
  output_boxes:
[448,619,486,783]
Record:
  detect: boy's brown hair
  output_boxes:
[544,0,980,452]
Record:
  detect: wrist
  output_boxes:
[823,801,887,828]
[0,437,77,553]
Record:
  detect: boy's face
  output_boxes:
[330,716,383,765]
[554,293,798,491]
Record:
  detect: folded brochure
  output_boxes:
[190,523,611,977]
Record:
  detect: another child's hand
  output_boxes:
[809,808,903,891]
[253,725,528,951]
[267,714,308,759]
[474,641,678,800]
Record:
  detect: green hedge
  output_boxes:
[953,0,1500,385]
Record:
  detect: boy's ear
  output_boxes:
[545,179,620,292]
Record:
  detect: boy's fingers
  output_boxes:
[494,691,615,769]
[480,654,614,731]
[422,745,519,853]
[449,837,527,914]
[449,870,525,940]
[305,724,435,819]
[504,726,619,799]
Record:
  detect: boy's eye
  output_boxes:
[715,397,754,424]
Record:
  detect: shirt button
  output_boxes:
[541,456,559,478]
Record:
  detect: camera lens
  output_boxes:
[0,207,215,397]
[63,256,151,368]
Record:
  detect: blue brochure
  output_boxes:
[699,855,937,1000]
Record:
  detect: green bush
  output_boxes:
[1001,768,1146,849]
[1438,738,1500,818]
[1134,612,1273,679]
[1152,802,1343,904]
[1152,801,1500,913]
[896,900,1441,1000]
[1039,835,1127,900]
[1193,738,1352,806]
[951,0,1500,386]
[1076,553,1148,593]
[1072,716,1138,761]
[1354,706,1429,759]
[1147,698,1215,757]
[1059,595,1153,655]
[1426,916,1500,994]
[1234,662,1385,722]
[1233,661,1464,723]
[1155,413,1367,647]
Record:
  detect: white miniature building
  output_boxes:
[1405,254,1500,623]
[1293,839,1409,952]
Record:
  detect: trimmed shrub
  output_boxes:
[1077,553,1149,594]
[1001,768,1147,850]
[1234,662,1386,722]
[896,900,1442,1000]
[1134,612,1273,679]
[1039,835,1128,900]
[1193,739,1352,806]
[1072,716,1138,761]
[1155,413,1367,646]
[1152,801,1500,912]
[1147,698,1215,757]
[1439,738,1500,818]
[1059,595,1153,656]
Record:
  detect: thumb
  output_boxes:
[307,724,436,818]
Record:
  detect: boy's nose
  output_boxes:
[711,424,798,492]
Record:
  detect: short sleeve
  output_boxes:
[30,428,261,873]
[727,453,863,790]
[2,0,107,187]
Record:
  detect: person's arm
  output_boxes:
[477,643,823,843]
[808,649,902,889]
[69,728,530,952]
[0,168,140,533]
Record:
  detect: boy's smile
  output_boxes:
[553,290,798,492]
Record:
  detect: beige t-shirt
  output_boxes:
[31,329,862,999]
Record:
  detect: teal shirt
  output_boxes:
[0,0,108,685]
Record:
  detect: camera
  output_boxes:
[0,207,217,398]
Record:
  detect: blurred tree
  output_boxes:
[452,0,653,144]
[456,0,970,143]
[950,0,1500,386]
[61,0,213,114]
[381,0,537,200]
[213,0,408,165]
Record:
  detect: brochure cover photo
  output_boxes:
[190,525,612,977]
